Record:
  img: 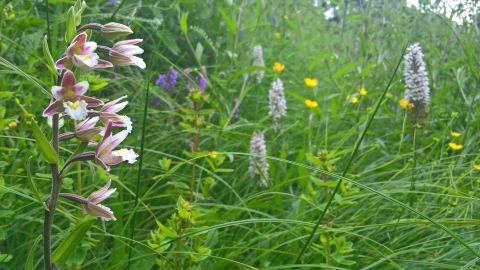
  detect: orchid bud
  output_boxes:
[101,22,133,40]
[75,117,102,141]
[82,180,117,221]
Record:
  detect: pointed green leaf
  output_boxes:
[51,219,95,267]
[25,234,42,270]
[65,7,76,43]
[26,157,49,211]
[333,60,364,79]
[43,36,58,76]
[305,153,324,168]
[195,42,203,61]
[180,13,188,35]
[31,119,58,164]
[155,220,179,238]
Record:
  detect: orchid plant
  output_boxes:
[34,1,145,269]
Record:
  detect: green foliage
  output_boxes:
[5,0,480,269]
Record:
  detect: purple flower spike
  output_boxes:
[156,67,178,93]
[196,76,206,91]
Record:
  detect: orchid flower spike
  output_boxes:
[55,32,113,70]
[43,70,103,120]
[109,39,146,69]
[99,95,132,133]
[95,121,138,171]
[82,180,117,221]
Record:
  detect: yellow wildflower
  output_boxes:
[399,98,414,109]
[474,164,480,170]
[8,121,18,128]
[284,14,289,20]
[304,78,318,87]
[450,131,461,138]
[275,32,280,39]
[305,99,318,108]
[360,87,367,96]
[210,151,218,159]
[449,142,463,150]
[350,97,358,104]
[273,62,285,72]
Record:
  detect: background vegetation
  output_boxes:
[2,0,480,269]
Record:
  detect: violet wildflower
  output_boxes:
[82,180,116,221]
[404,43,429,105]
[156,67,178,92]
[268,78,287,132]
[273,15,277,26]
[196,76,206,91]
[249,130,269,186]
[252,45,265,83]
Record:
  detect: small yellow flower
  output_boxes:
[304,78,318,87]
[284,14,289,20]
[359,87,367,96]
[273,62,285,72]
[210,151,218,159]
[8,121,18,128]
[474,164,480,170]
[450,131,461,138]
[275,32,281,39]
[399,98,414,109]
[449,142,463,150]
[350,97,358,104]
[305,99,318,108]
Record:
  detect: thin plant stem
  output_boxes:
[294,41,408,264]
[43,69,64,270]
[127,63,151,269]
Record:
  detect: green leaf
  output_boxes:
[465,40,478,81]
[51,219,95,267]
[31,119,58,164]
[26,157,49,211]
[25,234,42,270]
[0,92,14,99]
[359,62,376,77]
[178,106,196,115]
[333,60,363,79]
[180,13,188,35]
[218,8,236,36]
[73,0,86,26]
[65,7,76,43]
[198,109,215,115]
[195,42,203,61]
[305,153,324,167]
[155,220,179,238]
[184,227,209,237]
[308,50,328,72]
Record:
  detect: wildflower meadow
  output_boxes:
[2,0,480,269]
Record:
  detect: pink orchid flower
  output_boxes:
[109,39,146,69]
[43,70,103,120]
[82,180,116,221]
[75,117,102,141]
[95,121,138,171]
[99,95,132,133]
[55,32,113,70]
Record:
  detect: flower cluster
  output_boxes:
[252,45,265,83]
[249,130,269,187]
[404,43,429,105]
[43,23,144,221]
[268,78,287,132]
[156,67,179,92]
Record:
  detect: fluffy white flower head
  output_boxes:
[268,78,287,132]
[249,130,269,186]
[404,43,430,106]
